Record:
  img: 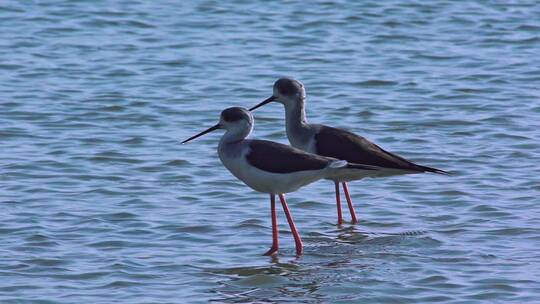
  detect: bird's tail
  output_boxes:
[414,164,450,175]
[324,160,383,180]
[346,163,381,171]
[328,160,380,171]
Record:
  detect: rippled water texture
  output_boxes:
[1,0,540,303]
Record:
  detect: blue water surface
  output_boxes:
[1,1,540,303]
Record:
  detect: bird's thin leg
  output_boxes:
[342,182,358,224]
[335,182,343,225]
[278,194,303,256]
[263,194,279,256]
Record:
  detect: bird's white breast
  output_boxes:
[218,142,328,194]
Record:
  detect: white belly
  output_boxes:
[219,152,327,194]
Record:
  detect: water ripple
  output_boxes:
[1,0,540,303]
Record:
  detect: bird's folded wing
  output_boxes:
[246,140,329,174]
[315,125,431,172]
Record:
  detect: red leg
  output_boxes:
[263,194,279,256]
[335,182,343,225]
[278,194,303,256]
[342,182,358,224]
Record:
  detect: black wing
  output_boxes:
[246,140,330,174]
[314,125,447,174]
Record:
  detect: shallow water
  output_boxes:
[1,0,540,303]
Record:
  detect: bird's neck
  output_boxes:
[218,132,246,163]
[220,125,251,146]
[284,98,311,147]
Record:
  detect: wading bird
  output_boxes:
[182,107,382,255]
[250,78,447,225]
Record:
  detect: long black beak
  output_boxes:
[249,96,276,111]
[181,123,221,144]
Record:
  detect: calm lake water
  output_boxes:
[1,1,540,303]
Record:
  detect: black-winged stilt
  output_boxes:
[250,78,448,225]
[182,107,383,255]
